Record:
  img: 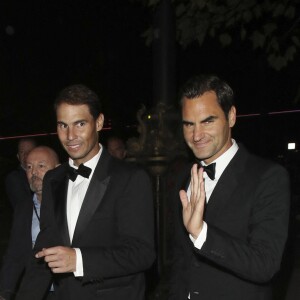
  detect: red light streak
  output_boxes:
[0,127,112,141]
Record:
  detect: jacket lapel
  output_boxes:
[72,149,111,245]
[52,165,71,246]
[205,146,247,221]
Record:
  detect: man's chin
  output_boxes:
[194,152,209,160]
[67,151,83,160]
[194,152,213,162]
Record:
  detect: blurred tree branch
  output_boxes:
[132,0,300,71]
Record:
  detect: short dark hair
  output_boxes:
[18,138,37,148]
[179,75,234,119]
[54,84,102,119]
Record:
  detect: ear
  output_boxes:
[228,106,236,128]
[96,113,104,132]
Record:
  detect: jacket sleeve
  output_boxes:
[0,199,33,300]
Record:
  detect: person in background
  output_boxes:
[16,84,155,300]
[168,74,290,300]
[5,138,37,209]
[107,135,127,160]
[0,146,59,300]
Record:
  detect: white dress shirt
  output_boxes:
[31,193,41,248]
[67,145,103,276]
[189,139,239,249]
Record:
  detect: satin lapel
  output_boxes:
[53,165,71,246]
[205,147,246,221]
[72,150,111,245]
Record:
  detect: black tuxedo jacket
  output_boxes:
[17,149,155,300]
[0,193,33,299]
[169,145,290,300]
[5,166,32,209]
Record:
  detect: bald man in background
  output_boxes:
[0,146,59,300]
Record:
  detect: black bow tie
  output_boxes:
[196,160,216,180]
[67,164,92,182]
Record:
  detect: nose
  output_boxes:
[30,166,37,176]
[67,127,75,141]
[193,124,205,142]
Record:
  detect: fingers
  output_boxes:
[190,164,204,204]
[35,248,48,258]
[35,247,62,258]
[35,246,76,273]
[179,190,189,209]
[47,254,71,271]
[181,164,206,237]
[181,164,205,210]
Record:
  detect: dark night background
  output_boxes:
[0,0,299,156]
[0,1,151,136]
[1,1,300,299]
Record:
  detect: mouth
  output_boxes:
[31,178,42,185]
[66,144,81,151]
[194,140,210,148]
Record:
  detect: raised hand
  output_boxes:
[180,164,205,239]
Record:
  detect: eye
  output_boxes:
[77,121,86,127]
[202,116,216,125]
[26,165,32,171]
[183,122,194,128]
[57,123,67,129]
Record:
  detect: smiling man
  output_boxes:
[169,75,290,300]
[16,84,155,300]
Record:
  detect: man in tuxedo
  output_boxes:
[5,138,37,209]
[16,84,155,300]
[169,75,290,299]
[0,146,59,300]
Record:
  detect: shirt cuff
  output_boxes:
[73,248,84,277]
[189,221,208,249]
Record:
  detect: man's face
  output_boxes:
[182,91,236,164]
[107,139,126,160]
[26,149,57,196]
[18,141,36,168]
[56,103,104,166]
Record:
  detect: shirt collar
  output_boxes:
[68,143,102,170]
[202,139,239,180]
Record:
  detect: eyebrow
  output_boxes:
[57,121,66,125]
[182,120,193,125]
[182,115,217,125]
[57,119,87,126]
[74,119,87,124]
[200,115,217,123]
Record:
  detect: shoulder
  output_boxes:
[5,167,25,181]
[236,144,289,179]
[43,163,68,182]
[109,157,150,179]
